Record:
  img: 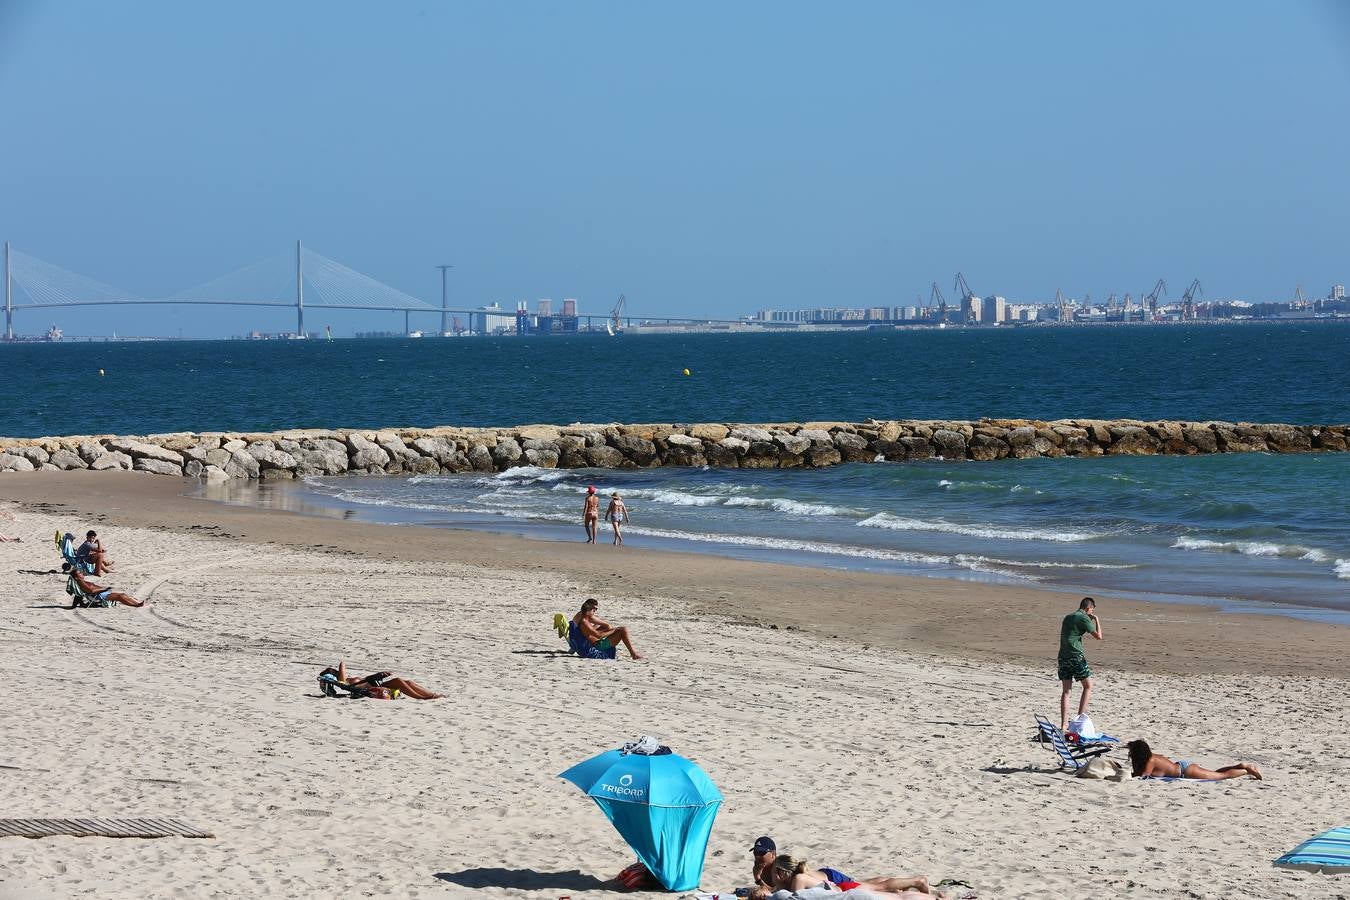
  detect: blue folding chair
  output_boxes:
[1034,713,1119,772]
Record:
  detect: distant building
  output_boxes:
[562,298,577,316]
[537,299,552,317]
[1332,284,1345,300]
[961,295,981,323]
[473,303,514,335]
[982,295,1007,324]
[896,306,922,321]
[865,307,888,321]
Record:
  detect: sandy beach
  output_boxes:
[1,470,1347,899]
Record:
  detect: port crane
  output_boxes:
[1055,288,1068,321]
[954,272,977,322]
[930,282,949,323]
[1145,279,1168,318]
[1105,292,1117,310]
[610,293,626,333]
[1180,279,1202,320]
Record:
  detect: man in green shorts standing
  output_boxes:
[1059,597,1103,731]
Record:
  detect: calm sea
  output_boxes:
[5,323,1348,618]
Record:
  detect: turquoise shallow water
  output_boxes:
[7,322,1348,618]
[223,450,1345,620]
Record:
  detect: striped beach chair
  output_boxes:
[1034,713,1118,772]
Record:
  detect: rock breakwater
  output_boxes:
[0,419,1346,481]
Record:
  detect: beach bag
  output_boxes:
[1067,714,1098,739]
[615,861,658,890]
[1075,757,1129,781]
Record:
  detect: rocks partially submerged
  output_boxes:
[0,418,1346,480]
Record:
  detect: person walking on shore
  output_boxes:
[1058,596,1102,731]
[605,492,628,546]
[582,485,600,544]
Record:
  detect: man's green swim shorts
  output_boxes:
[1057,653,1091,681]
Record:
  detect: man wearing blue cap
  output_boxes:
[751,836,777,887]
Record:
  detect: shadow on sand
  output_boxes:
[433,868,619,891]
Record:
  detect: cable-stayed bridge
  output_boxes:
[2,241,469,339]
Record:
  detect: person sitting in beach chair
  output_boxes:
[76,530,116,576]
[317,661,441,700]
[62,563,145,608]
[570,598,642,660]
[1127,739,1262,781]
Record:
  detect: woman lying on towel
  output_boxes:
[754,855,944,897]
[1127,739,1263,781]
[319,661,442,700]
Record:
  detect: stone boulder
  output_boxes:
[345,433,391,469]
[772,431,811,456]
[89,452,132,471]
[184,459,205,478]
[1107,427,1160,456]
[491,437,523,468]
[1182,426,1218,454]
[729,427,773,444]
[134,457,184,476]
[703,442,740,467]
[247,444,298,470]
[808,447,842,467]
[584,445,627,467]
[0,453,35,472]
[406,455,441,474]
[15,446,50,466]
[412,436,455,464]
[968,433,1008,461]
[900,436,933,459]
[832,431,872,462]
[689,424,729,442]
[611,435,657,466]
[524,447,560,468]
[931,429,967,460]
[77,442,106,464]
[871,440,908,461]
[467,444,495,472]
[49,449,87,470]
[126,442,184,466]
[223,450,261,479]
[203,464,228,483]
[1214,425,1267,453]
[1260,424,1312,453]
[796,428,833,447]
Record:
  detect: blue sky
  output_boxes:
[1,1,1348,336]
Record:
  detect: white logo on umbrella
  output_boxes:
[619,774,634,787]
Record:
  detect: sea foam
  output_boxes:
[857,512,1102,543]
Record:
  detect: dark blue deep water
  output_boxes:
[1,322,1347,437]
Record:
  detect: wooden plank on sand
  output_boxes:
[0,818,213,839]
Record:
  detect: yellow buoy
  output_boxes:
[682,368,691,376]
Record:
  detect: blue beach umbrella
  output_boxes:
[559,744,723,891]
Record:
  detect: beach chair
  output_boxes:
[56,531,95,574]
[65,573,115,609]
[1034,713,1118,772]
[567,620,617,660]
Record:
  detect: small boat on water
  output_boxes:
[45,324,63,341]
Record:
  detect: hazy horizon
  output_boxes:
[2,1,1348,337]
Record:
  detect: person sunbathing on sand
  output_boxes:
[1127,739,1262,781]
[757,855,944,897]
[321,661,442,699]
[65,565,144,607]
[572,598,642,660]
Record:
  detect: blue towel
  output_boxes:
[568,621,616,660]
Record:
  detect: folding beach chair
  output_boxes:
[1034,713,1118,772]
[64,572,116,609]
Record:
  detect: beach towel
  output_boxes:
[552,613,568,639]
[1274,825,1350,873]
